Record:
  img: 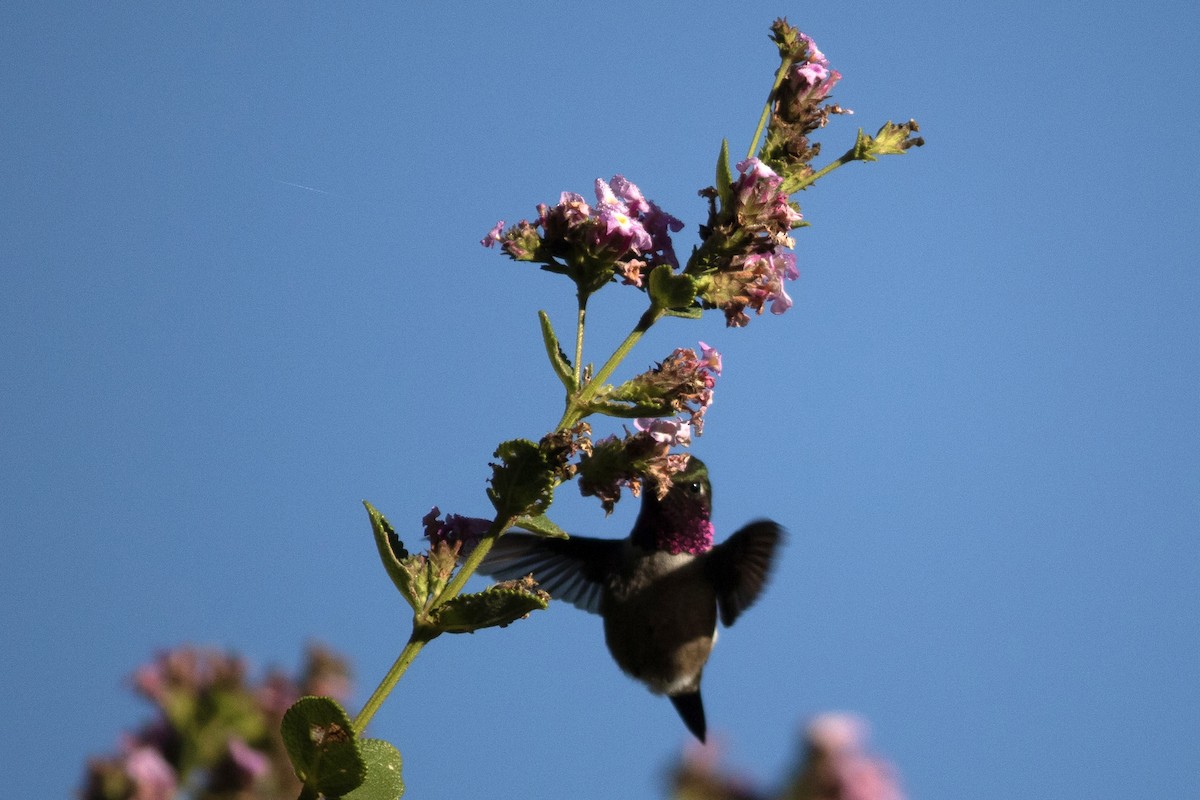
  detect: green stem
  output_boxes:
[556,305,663,431]
[352,625,438,735]
[793,149,855,191]
[352,515,510,735]
[573,293,587,387]
[746,57,796,161]
[430,518,509,610]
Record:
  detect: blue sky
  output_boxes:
[3,2,1198,798]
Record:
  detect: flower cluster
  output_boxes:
[696,157,804,325]
[598,342,722,436]
[734,158,805,246]
[682,24,853,326]
[789,33,841,106]
[81,645,351,800]
[668,712,904,800]
[796,714,906,800]
[576,430,692,513]
[761,20,854,180]
[483,176,683,297]
[538,422,594,483]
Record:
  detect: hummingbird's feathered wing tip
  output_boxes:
[708,520,785,627]
[669,691,707,743]
[475,532,621,615]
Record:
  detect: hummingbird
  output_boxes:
[478,456,783,742]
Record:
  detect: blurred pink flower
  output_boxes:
[123,745,176,800]
[228,738,271,781]
[806,713,905,800]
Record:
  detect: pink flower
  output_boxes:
[634,417,693,446]
[721,250,799,322]
[608,174,651,215]
[616,258,648,287]
[594,205,654,255]
[480,220,505,247]
[228,738,270,781]
[698,342,722,375]
[592,177,656,256]
[733,158,803,236]
[799,32,828,67]
[791,61,842,104]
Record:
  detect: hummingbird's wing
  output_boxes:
[477,533,622,615]
[705,520,783,627]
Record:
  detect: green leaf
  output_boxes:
[430,580,550,633]
[850,120,923,163]
[585,396,671,419]
[487,439,555,519]
[715,138,734,212]
[281,697,366,798]
[647,265,698,313]
[512,512,569,538]
[869,120,914,156]
[538,310,576,391]
[345,738,404,800]
[363,502,421,611]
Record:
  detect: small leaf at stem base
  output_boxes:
[647,265,699,313]
[281,696,366,798]
[345,738,405,800]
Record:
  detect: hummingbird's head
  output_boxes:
[633,456,714,554]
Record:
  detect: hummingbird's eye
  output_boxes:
[688,482,703,494]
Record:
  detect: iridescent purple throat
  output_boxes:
[660,514,715,555]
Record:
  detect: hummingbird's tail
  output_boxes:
[669,691,707,743]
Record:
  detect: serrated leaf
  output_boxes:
[431,581,550,633]
[281,697,366,798]
[647,265,698,312]
[345,738,404,800]
[364,502,421,611]
[715,138,734,212]
[512,512,569,538]
[538,310,576,392]
[585,396,670,419]
[487,439,555,519]
[851,127,876,162]
[868,120,922,156]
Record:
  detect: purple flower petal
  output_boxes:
[634,417,693,446]
[481,220,505,248]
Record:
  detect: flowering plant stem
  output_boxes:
[793,149,855,191]
[574,295,588,387]
[352,630,434,735]
[747,58,796,160]
[557,305,663,431]
[353,515,513,734]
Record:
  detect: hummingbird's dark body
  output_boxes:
[478,457,783,741]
